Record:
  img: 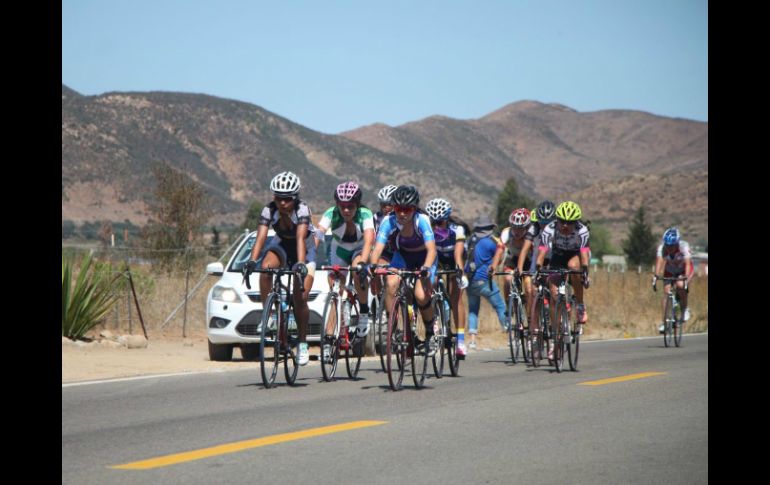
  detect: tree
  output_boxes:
[241,200,264,232]
[495,177,535,228]
[622,206,657,267]
[142,163,212,269]
[585,221,616,259]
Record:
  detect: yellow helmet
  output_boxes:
[530,208,538,223]
[555,201,582,222]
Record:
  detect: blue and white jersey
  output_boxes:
[433,223,466,262]
[376,212,435,251]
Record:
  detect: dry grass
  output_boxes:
[90,263,708,347]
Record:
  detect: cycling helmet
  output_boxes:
[377,184,398,204]
[509,208,531,228]
[555,201,582,222]
[536,200,556,221]
[663,227,680,246]
[270,171,301,196]
[425,198,452,221]
[334,181,362,202]
[391,185,420,207]
[530,208,538,223]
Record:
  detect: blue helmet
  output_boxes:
[663,227,680,246]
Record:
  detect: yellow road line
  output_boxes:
[578,372,666,386]
[111,420,387,470]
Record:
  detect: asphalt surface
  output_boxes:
[62,334,708,484]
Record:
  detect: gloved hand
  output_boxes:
[292,262,308,279]
[245,260,258,272]
[419,266,431,279]
[652,275,658,292]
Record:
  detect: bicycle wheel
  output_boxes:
[410,303,430,389]
[259,293,281,388]
[386,299,407,391]
[529,297,543,368]
[507,292,519,364]
[568,304,580,371]
[674,299,684,347]
[663,296,674,348]
[284,310,299,385]
[345,302,364,380]
[320,293,340,382]
[516,296,530,364]
[375,294,389,373]
[445,298,460,377]
[553,299,567,373]
[431,298,447,378]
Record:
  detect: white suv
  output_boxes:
[205,229,375,361]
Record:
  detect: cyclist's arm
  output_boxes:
[296,223,308,264]
[249,224,270,262]
[423,240,437,268]
[369,241,385,265]
[654,255,665,278]
[453,239,465,273]
[684,257,694,283]
[361,227,375,261]
[518,239,532,274]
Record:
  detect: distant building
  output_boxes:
[602,255,627,272]
[691,251,708,276]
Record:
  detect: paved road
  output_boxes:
[62,334,708,484]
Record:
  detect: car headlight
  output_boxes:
[212,286,242,303]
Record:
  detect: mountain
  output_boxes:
[62,85,707,246]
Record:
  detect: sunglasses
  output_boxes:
[557,219,576,226]
[337,202,357,210]
[394,205,415,214]
[274,195,295,203]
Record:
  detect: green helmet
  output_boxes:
[555,201,582,222]
[530,208,538,223]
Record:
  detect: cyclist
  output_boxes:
[653,227,694,332]
[371,184,398,297]
[247,171,317,366]
[425,198,469,356]
[315,182,376,352]
[368,185,438,352]
[518,200,555,338]
[465,215,507,350]
[535,201,590,359]
[500,208,535,332]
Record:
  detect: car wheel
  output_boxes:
[240,343,260,361]
[208,340,233,361]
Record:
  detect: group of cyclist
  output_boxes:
[246,170,692,367]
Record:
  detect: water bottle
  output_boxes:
[287,309,297,332]
[342,301,351,328]
[443,299,451,319]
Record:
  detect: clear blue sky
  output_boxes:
[62,0,707,134]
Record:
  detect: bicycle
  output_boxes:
[495,270,533,365]
[529,272,554,368]
[242,265,306,388]
[370,265,392,373]
[375,267,444,390]
[653,275,688,348]
[537,268,585,372]
[319,264,368,381]
[434,269,462,377]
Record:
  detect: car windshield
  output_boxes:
[227,234,334,272]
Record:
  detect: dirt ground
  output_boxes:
[61,330,517,384]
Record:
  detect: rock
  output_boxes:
[98,339,125,349]
[182,339,195,347]
[124,335,148,349]
[99,330,115,340]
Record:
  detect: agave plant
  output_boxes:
[62,253,121,340]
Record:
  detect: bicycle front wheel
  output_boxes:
[663,297,674,348]
[568,308,580,371]
[411,305,429,389]
[375,294,389,373]
[259,293,281,388]
[320,294,340,382]
[445,300,460,377]
[284,313,299,385]
[431,299,447,378]
[507,292,518,364]
[516,296,530,364]
[386,299,407,391]
[553,300,567,373]
[674,301,684,347]
[345,302,363,380]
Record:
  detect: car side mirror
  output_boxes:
[206,262,224,276]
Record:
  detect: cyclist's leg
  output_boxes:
[351,249,369,311]
[482,278,508,331]
[259,242,285,307]
[466,282,481,347]
[565,254,586,324]
[414,266,436,330]
[675,278,688,320]
[522,274,534,328]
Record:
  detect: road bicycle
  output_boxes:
[319,264,368,381]
[495,270,533,365]
[653,275,689,348]
[434,269,462,377]
[537,268,586,372]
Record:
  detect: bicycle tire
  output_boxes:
[320,293,340,382]
[345,301,363,380]
[375,294,389,373]
[507,292,518,364]
[386,298,407,391]
[411,304,429,389]
[516,296,530,364]
[259,293,281,388]
[432,298,447,378]
[284,310,299,385]
[553,298,567,373]
[663,296,674,348]
[445,296,460,377]
[568,303,580,371]
[674,298,684,347]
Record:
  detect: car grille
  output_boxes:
[246,293,320,303]
[235,310,322,337]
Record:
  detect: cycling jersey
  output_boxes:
[500,226,534,270]
[657,240,692,276]
[317,206,374,264]
[433,222,466,267]
[374,210,395,260]
[259,201,314,239]
[538,221,590,256]
[376,212,436,276]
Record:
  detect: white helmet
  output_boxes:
[377,184,398,204]
[425,198,452,221]
[270,171,301,196]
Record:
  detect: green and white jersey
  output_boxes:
[317,206,375,264]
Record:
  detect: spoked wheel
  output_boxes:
[284,312,299,385]
[553,300,567,373]
[320,294,340,382]
[375,295,389,373]
[445,300,460,377]
[663,297,674,348]
[568,309,580,371]
[345,302,364,380]
[386,299,408,391]
[674,298,684,347]
[507,293,519,364]
[411,305,429,389]
[431,299,447,378]
[259,293,281,388]
[516,298,530,363]
[529,299,543,368]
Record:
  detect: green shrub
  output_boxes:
[62,253,121,340]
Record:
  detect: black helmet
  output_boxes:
[391,185,420,207]
[536,200,556,221]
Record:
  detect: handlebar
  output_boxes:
[241,266,306,293]
[652,274,688,292]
